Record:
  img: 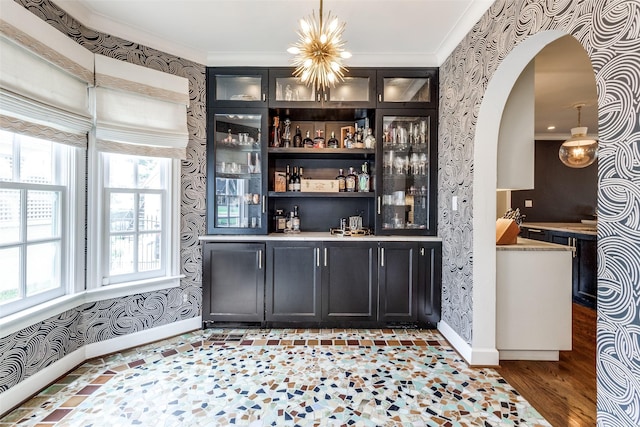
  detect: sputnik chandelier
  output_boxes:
[287,0,352,89]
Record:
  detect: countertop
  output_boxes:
[199,232,443,242]
[522,222,597,236]
[496,237,573,251]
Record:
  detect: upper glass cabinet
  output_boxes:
[207,109,268,234]
[377,69,438,108]
[207,68,268,107]
[268,68,376,108]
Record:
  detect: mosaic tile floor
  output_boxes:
[1,329,550,426]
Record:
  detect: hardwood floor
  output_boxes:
[496,303,597,426]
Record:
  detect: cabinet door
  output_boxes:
[268,68,319,108]
[378,243,418,323]
[418,243,442,327]
[323,69,376,108]
[207,109,268,234]
[266,241,322,322]
[207,68,268,107]
[202,242,265,324]
[376,69,438,109]
[376,109,437,235]
[575,236,597,308]
[322,242,377,323]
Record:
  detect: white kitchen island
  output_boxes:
[496,237,573,361]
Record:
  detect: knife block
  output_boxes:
[496,218,520,245]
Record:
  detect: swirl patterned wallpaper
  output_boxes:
[0,0,204,393]
[438,0,639,424]
[1,0,639,424]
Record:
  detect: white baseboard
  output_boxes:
[438,320,500,366]
[1,317,202,417]
[84,317,202,358]
[438,320,473,362]
[0,348,85,416]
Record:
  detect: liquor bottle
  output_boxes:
[274,209,286,233]
[282,118,291,147]
[363,127,376,149]
[346,167,357,192]
[303,130,314,148]
[313,129,325,148]
[293,166,301,191]
[327,131,339,148]
[290,166,301,192]
[292,205,301,232]
[298,167,304,182]
[336,168,346,192]
[358,162,370,192]
[287,165,294,192]
[293,125,303,147]
[344,131,354,149]
[272,117,281,147]
[354,123,364,148]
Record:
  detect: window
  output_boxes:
[101,152,171,285]
[0,130,78,316]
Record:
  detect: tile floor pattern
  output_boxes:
[1,329,550,426]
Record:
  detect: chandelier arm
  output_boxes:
[319,0,323,30]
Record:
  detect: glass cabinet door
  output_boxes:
[208,68,268,106]
[377,70,437,108]
[325,70,376,107]
[378,113,432,234]
[270,71,317,107]
[208,112,266,234]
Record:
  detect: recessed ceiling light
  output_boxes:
[547,125,556,130]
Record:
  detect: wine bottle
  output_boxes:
[346,167,357,192]
[303,130,314,148]
[287,165,294,192]
[293,125,303,147]
[293,166,301,191]
[336,168,346,192]
[292,205,301,232]
[327,131,339,148]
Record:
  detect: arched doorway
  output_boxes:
[472,30,598,364]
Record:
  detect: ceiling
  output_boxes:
[52,0,598,137]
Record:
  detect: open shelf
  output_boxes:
[268,148,375,159]
[269,191,375,198]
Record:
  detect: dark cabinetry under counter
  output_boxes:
[202,242,265,325]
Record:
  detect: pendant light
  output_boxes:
[287,0,352,89]
[559,105,598,168]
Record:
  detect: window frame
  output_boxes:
[0,132,84,318]
[87,145,182,292]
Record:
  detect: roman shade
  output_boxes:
[0,0,93,148]
[94,54,190,159]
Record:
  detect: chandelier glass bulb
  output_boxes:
[559,105,598,168]
[287,0,351,89]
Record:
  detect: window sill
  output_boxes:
[0,275,183,338]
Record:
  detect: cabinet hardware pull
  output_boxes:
[377,197,381,214]
[258,250,262,269]
[316,248,320,267]
[378,94,382,102]
[381,247,385,267]
[324,247,327,267]
[324,93,328,102]
[262,93,266,102]
[571,238,576,258]
[317,92,321,102]
[421,247,425,256]
[262,195,266,214]
[529,229,542,233]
